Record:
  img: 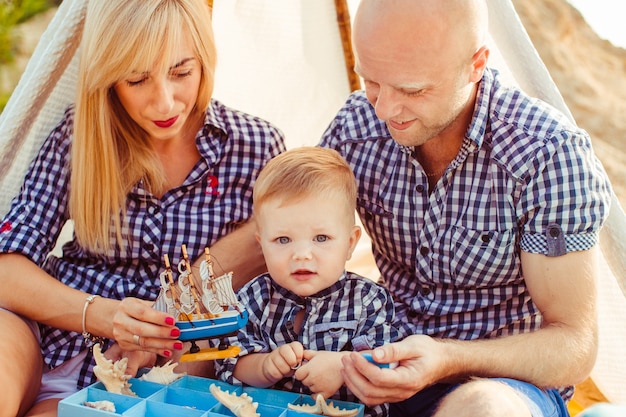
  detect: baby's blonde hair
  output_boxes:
[253,147,357,219]
[70,0,217,253]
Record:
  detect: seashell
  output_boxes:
[209,384,260,417]
[92,343,136,396]
[139,360,186,384]
[288,394,359,417]
[84,400,116,412]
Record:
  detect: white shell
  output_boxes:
[288,394,359,417]
[92,343,136,396]
[83,400,116,412]
[209,384,260,417]
[139,361,186,384]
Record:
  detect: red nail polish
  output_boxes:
[174,342,183,350]
[170,328,180,337]
[163,350,171,357]
[165,316,175,325]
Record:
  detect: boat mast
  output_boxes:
[181,244,205,317]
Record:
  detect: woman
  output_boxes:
[0,1,285,416]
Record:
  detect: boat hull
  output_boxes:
[177,309,248,341]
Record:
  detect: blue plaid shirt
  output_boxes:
[319,68,611,400]
[215,271,399,417]
[0,99,285,389]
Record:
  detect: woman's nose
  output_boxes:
[151,79,175,114]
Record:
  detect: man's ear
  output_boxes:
[470,45,490,82]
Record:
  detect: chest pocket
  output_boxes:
[311,320,359,351]
[447,227,519,288]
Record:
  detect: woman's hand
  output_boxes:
[111,297,183,359]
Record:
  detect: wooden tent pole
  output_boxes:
[334,0,361,92]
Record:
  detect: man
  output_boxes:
[319,1,612,416]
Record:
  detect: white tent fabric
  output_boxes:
[212,1,353,149]
[0,0,83,214]
[0,0,624,404]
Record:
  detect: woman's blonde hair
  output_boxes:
[70,0,217,253]
[253,147,357,219]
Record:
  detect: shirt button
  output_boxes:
[285,321,294,330]
[421,286,432,296]
[549,226,561,238]
[408,310,419,319]
[148,205,160,215]
[481,234,491,243]
[420,246,429,256]
[416,184,425,193]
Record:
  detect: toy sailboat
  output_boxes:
[158,245,248,362]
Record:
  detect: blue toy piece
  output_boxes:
[361,352,398,369]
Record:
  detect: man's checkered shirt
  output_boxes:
[319,67,612,400]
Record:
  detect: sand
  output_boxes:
[513,0,626,208]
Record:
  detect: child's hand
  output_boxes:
[262,341,304,384]
[295,350,346,399]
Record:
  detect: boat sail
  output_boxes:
[157,244,248,361]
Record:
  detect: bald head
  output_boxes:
[353,0,488,67]
[351,0,491,149]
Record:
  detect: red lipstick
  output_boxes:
[154,116,178,128]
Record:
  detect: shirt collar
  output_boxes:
[195,99,229,165]
[203,99,228,134]
[465,67,497,149]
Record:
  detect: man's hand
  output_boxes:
[341,335,444,406]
